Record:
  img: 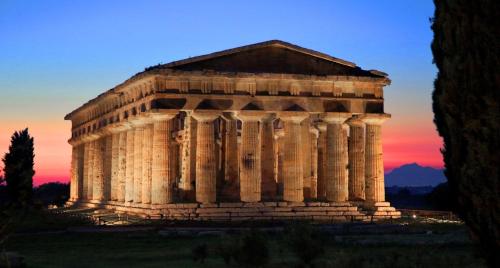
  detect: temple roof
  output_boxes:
[145,40,386,77]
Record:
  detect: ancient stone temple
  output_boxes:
[66,40,399,220]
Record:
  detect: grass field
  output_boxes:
[4,216,487,268]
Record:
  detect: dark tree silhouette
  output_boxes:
[432,0,499,265]
[2,128,35,207]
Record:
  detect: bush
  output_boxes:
[191,243,208,264]
[216,235,237,265]
[233,229,269,267]
[285,222,325,267]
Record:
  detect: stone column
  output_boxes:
[117,130,128,202]
[316,123,327,200]
[310,127,319,199]
[110,132,120,201]
[76,144,84,200]
[70,145,78,201]
[92,138,104,202]
[103,134,112,201]
[364,114,390,203]
[323,113,350,202]
[87,140,95,200]
[236,112,266,202]
[278,112,308,202]
[275,128,285,197]
[180,113,197,200]
[151,113,177,204]
[192,111,221,203]
[141,123,153,204]
[82,142,89,200]
[221,114,239,200]
[261,114,276,200]
[125,128,135,202]
[301,118,312,199]
[133,125,144,204]
[347,116,366,201]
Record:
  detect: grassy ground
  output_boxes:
[3,216,487,268]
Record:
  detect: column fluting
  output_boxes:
[323,113,350,202]
[347,117,366,200]
[237,112,266,202]
[151,113,177,204]
[192,111,220,203]
[279,112,308,202]
[364,114,390,203]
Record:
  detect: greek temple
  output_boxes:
[65,40,400,220]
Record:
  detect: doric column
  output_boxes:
[87,140,95,200]
[278,112,309,202]
[309,127,319,199]
[125,128,135,202]
[347,116,366,201]
[192,111,221,203]
[275,128,285,197]
[141,123,154,204]
[70,145,78,201]
[132,125,144,204]
[103,134,112,201]
[110,132,120,201]
[301,117,312,199]
[82,142,89,200]
[364,114,390,203]
[180,113,197,200]
[117,129,128,202]
[76,144,84,200]
[236,111,266,202]
[261,114,276,200]
[221,113,239,200]
[323,112,350,202]
[92,138,104,202]
[316,122,327,200]
[151,113,177,204]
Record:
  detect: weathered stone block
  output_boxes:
[243,202,265,207]
[219,202,243,208]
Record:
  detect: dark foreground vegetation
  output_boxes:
[3,219,486,268]
[432,0,499,265]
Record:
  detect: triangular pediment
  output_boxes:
[158,40,383,77]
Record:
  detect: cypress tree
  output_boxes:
[2,128,35,207]
[432,0,499,265]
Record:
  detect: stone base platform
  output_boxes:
[66,200,400,222]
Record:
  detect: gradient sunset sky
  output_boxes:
[0,0,442,186]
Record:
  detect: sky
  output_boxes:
[0,0,442,186]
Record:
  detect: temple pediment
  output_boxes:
[153,40,384,77]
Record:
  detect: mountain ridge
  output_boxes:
[385,163,445,187]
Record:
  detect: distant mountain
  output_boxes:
[385,163,446,187]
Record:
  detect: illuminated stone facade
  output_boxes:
[66,40,399,220]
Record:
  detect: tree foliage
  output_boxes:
[431,0,499,265]
[2,128,35,207]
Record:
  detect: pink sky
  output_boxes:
[0,117,443,186]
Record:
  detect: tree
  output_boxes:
[2,128,35,207]
[431,0,499,266]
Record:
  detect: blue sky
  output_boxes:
[0,0,440,183]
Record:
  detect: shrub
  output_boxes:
[191,243,208,264]
[233,229,269,267]
[285,222,325,267]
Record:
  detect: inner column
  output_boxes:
[347,116,366,201]
[261,114,276,200]
[316,122,327,200]
[192,111,221,204]
[221,113,239,200]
